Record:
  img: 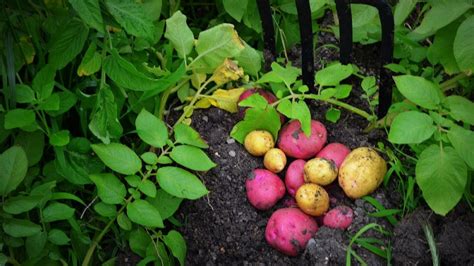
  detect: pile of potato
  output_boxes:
[240,92,387,256]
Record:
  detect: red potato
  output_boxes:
[238,88,285,123]
[278,120,327,159]
[323,206,353,230]
[285,159,306,197]
[316,143,351,168]
[265,208,319,256]
[246,169,285,210]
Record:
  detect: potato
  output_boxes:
[295,183,329,216]
[277,120,327,159]
[316,143,351,168]
[244,130,274,156]
[323,206,353,230]
[264,148,287,173]
[284,159,306,197]
[265,208,319,256]
[338,147,387,199]
[304,158,338,186]
[246,169,285,210]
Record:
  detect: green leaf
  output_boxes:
[48,19,89,69]
[48,229,70,245]
[94,202,117,217]
[3,219,42,238]
[0,146,28,196]
[103,50,159,91]
[129,228,151,257]
[143,0,162,21]
[416,145,467,215]
[141,152,158,165]
[77,42,102,76]
[125,175,141,187]
[235,41,261,76]
[334,84,352,99]
[447,126,474,169]
[105,0,155,39]
[257,62,301,87]
[89,173,127,204]
[193,24,245,72]
[427,21,460,75]
[47,91,78,117]
[15,84,35,103]
[3,195,42,214]
[147,189,183,220]
[454,15,474,74]
[50,130,70,147]
[15,130,44,166]
[239,94,269,109]
[25,232,47,258]
[117,213,132,230]
[156,167,208,200]
[4,109,35,129]
[127,199,164,228]
[91,143,141,175]
[174,123,208,148]
[231,105,281,143]
[394,0,417,26]
[164,11,194,58]
[32,64,56,100]
[325,108,341,123]
[409,0,471,40]
[388,111,436,144]
[393,75,442,109]
[68,0,104,32]
[42,202,75,222]
[135,109,168,148]
[138,180,157,198]
[157,155,173,164]
[54,146,103,185]
[89,85,123,144]
[223,0,248,22]
[277,99,311,136]
[445,95,474,125]
[38,93,60,111]
[163,230,186,266]
[315,63,353,86]
[170,145,216,171]
[51,192,86,205]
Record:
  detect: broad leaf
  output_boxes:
[135,109,168,148]
[94,202,117,217]
[4,109,35,129]
[25,232,47,258]
[89,86,123,144]
[0,146,28,196]
[170,145,216,171]
[147,189,183,220]
[68,0,104,32]
[48,19,89,69]
[257,62,301,88]
[15,84,35,103]
[138,180,157,198]
[3,195,42,214]
[315,63,353,86]
[32,64,56,100]
[196,88,245,113]
[15,130,44,166]
[164,230,186,266]
[127,199,164,228]
[427,21,460,74]
[174,123,208,148]
[117,213,132,231]
[454,15,474,74]
[231,105,281,143]
[47,91,78,117]
[223,0,248,22]
[416,145,467,215]
[444,95,474,125]
[77,42,102,76]
[50,130,70,147]
[105,0,155,39]
[91,143,141,175]
[393,75,442,109]
[235,41,261,76]
[394,0,417,26]
[388,111,436,144]
[89,173,127,204]
[48,229,70,245]
[3,219,42,238]
[277,99,311,136]
[447,126,474,169]
[325,108,341,123]
[156,167,208,200]
[165,11,194,58]
[42,202,75,222]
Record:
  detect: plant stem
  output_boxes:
[157,78,190,119]
[175,78,213,125]
[440,72,467,91]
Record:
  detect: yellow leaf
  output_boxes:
[208,88,245,113]
[18,36,35,64]
[191,72,207,89]
[212,59,244,86]
[195,98,213,109]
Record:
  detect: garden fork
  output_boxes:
[256,0,394,117]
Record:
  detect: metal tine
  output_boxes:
[335,0,394,117]
[256,0,277,71]
[296,0,315,90]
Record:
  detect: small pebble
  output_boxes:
[226,138,235,144]
[229,150,236,157]
[202,115,208,122]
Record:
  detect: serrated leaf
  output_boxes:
[127,199,164,227]
[416,145,467,215]
[164,230,186,266]
[89,173,127,204]
[315,63,353,86]
[156,167,208,199]
[68,0,104,32]
[3,219,41,237]
[447,126,474,169]
[105,0,155,39]
[389,111,436,144]
[170,145,216,171]
[454,15,474,74]
[174,123,208,148]
[165,11,194,58]
[135,109,168,148]
[393,75,442,109]
[91,143,141,175]
[0,146,28,196]
[48,19,89,69]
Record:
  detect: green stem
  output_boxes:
[157,78,190,120]
[175,78,213,125]
[440,72,467,91]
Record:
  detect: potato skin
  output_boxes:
[265,208,318,256]
[316,143,351,168]
[284,159,306,197]
[304,158,338,186]
[246,169,285,210]
[264,148,287,173]
[338,147,387,199]
[295,183,329,216]
[323,206,353,230]
[244,130,274,156]
[277,120,327,159]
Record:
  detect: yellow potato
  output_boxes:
[244,130,274,156]
[295,183,329,216]
[264,148,287,173]
[338,147,387,199]
[304,158,338,185]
